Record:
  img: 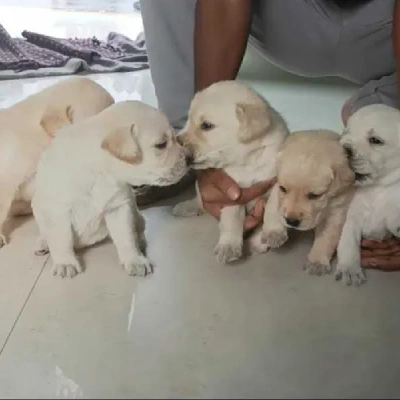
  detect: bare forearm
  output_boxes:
[194,0,252,91]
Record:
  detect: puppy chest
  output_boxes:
[69,182,131,243]
[70,200,108,243]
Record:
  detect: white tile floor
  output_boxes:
[1,3,400,399]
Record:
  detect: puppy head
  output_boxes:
[276,131,355,231]
[341,104,400,186]
[101,101,187,186]
[178,81,282,169]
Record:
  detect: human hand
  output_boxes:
[197,169,276,231]
[361,238,400,271]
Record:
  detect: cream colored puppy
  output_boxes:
[32,101,188,278]
[172,81,289,263]
[0,77,114,247]
[256,130,355,275]
[336,105,400,285]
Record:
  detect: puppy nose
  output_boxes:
[343,144,353,159]
[185,153,194,166]
[285,217,300,228]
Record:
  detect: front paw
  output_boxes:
[122,255,153,277]
[335,264,367,286]
[304,259,332,276]
[214,242,243,264]
[52,262,83,279]
[261,228,288,249]
[247,229,269,255]
[34,237,49,256]
[0,234,8,248]
[172,200,203,218]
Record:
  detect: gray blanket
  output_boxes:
[0,24,148,80]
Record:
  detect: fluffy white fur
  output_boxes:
[0,77,114,247]
[256,130,355,274]
[32,101,188,278]
[336,104,400,285]
[172,80,289,263]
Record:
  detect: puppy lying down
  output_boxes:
[256,130,355,275]
[336,104,400,285]
[0,77,114,247]
[173,80,289,263]
[32,101,188,278]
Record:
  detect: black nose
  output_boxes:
[343,144,353,159]
[285,218,300,228]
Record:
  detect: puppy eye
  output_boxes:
[307,192,322,200]
[155,141,168,150]
[279,185,287,194]
[368,136,384,146]
[200,121,215,131]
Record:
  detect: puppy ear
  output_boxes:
[40,106,73,137]
[236,103,271,143]
[330,162,355,195]
[101,124,142,164]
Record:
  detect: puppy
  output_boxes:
[336,104,400,285]
[257,130,355,275]
[32,101,188,278]
[0,77,114,247]
[172,80,289,263]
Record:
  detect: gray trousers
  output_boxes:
[140,0,397,129]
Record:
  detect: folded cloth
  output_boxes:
[0,23,149,79]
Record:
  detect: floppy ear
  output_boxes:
[101,124,142,165]
[330,161,355,195]
[40,106,73,137]
[236,103,271,143]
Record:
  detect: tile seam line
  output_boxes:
[0,256,49,357]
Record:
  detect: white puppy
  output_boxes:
[0,77,114,247]
[257,130,355,274]
[32,101,188,278]
[172,81,289,263]
[336,104,400,285]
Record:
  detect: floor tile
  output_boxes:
[0,218,47,351]
[1,202,400,398]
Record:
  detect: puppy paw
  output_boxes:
[261,228,288,249]
[247,230,269,255]
[53,262,83,279]
[214,242,243,264]
[335,264,367,286]
[34,237,49,256]
[122,255,153,277]
[304,260,333,276]
[172,200,203,218]
[0,234,8,248]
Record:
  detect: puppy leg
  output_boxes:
[45,218,82,278]
[34,236,49,256]
[252,185,288,253]
[172,196,204,217]
[304,209,347,276]
[132,203,147,254]
[0,185,18,248]
[214,205,245,263]
[335,218,366,286]
[105,204,153,277]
